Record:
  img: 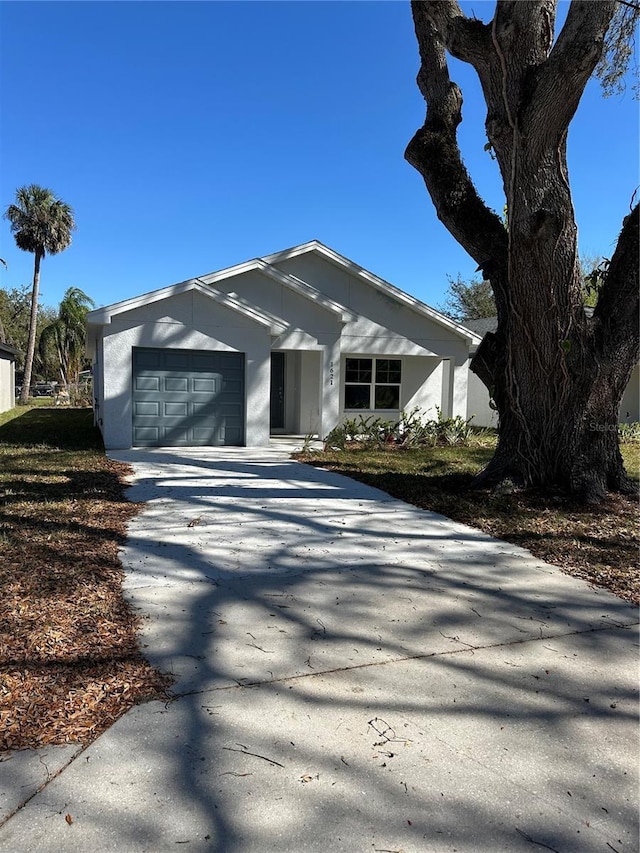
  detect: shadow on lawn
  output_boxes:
[0,407,103,450]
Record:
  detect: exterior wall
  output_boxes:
[403,356,443,418]
[221,271,344,439]
[275,254,466,358]
[91,251,640,451]
[92,348,102,427]
[0,354,15,413]
[298,350,321,435]
[91,253,485,448]
[333,354,445,432]
[273,257,474,432]
[219,270,341,339]
[320,336,342,440]
[96,291,271,449]
[466,370,498,428]
[341,332,436,357]
[451,357,469,419]
[619,364,639,423]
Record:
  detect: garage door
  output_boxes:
[132,348,245,446]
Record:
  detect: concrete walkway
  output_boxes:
[0,443,638,852]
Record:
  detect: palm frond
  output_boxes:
[4,185,76,257]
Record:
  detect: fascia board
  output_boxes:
[196,257,347,325]
[194,258,264,286]
[264,241,482,346]
[261,241,322,265]
[0,341,19,358]
[85,260,265,325]
[225,290,290,332]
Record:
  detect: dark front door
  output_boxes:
[270,352,285,431]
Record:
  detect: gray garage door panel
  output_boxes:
[132,348,244,447]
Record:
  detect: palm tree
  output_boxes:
[39,287,95,387]
[4,185,76,404]
[0,258,6,342]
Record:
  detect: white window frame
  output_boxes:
[343,357,402,411]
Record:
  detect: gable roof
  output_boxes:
[86,241,482,348]
[264,240,482,345]
[86,279,286,335]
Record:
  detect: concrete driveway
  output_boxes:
[0,443,638,852]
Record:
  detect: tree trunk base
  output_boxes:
[471,431,638,504]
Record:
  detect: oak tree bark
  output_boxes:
[405,0,639,501]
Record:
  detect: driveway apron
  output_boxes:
[0,445,637,853]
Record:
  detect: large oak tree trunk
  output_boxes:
[406,0,639,501]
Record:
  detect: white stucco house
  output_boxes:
[0,342,18,414]
[86,241,485,450]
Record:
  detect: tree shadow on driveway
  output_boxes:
[3,448,637,853]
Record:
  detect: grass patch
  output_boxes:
[0,406,171,751]
[297,442,639,605]
[0,405,103,448]
[622,443,640,480]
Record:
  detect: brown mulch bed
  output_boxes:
[0,453,172,751]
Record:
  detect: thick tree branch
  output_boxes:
[592,203,640,363]
[419,0,493,64]
[406,2,508,278]
[470,331,500,392]
[525,0,617,141]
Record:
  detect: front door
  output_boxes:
[270,352,286,432]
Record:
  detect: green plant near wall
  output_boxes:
[323,407,479,450]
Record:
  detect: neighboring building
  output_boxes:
[462,317,640,428]
[0,342,18,413]
[619,367,640,423]
[86,241,482,449]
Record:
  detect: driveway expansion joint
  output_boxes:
[166,620,639,700]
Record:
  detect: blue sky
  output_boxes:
[0,1,637,313]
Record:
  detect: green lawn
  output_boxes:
[0,404,103,448]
